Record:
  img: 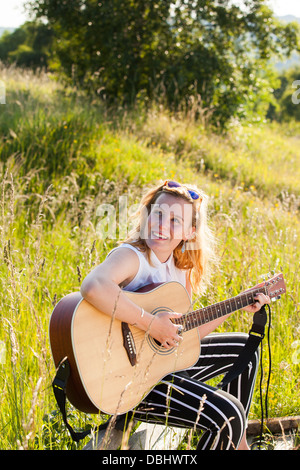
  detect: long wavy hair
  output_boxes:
[123,180,217,295]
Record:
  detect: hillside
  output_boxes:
[274,15,300,70]
[0,64,299,449]
[278,15,300,24]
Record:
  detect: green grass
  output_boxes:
[0,64,299,449]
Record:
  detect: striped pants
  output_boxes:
[133,332,260,450]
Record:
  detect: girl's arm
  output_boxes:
[80,248,182,348]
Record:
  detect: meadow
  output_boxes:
[0,64,299,449]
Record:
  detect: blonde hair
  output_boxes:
[123,180,217,295]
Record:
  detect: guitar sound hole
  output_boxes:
[146,333,175,354]
[147,307,175,353]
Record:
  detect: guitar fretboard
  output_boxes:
[174,286,267,332]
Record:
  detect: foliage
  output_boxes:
[0,21,53,69]
[24,0,299,127]
[268,66,300,121]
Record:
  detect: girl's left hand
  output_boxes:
[242,293,270,313]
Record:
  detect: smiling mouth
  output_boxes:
[152,231,169,240]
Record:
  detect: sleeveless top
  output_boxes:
[107,243,187,292]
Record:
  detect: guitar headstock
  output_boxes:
[263,272,286,300]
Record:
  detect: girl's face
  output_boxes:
[143,192,195,262]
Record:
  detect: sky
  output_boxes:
[1,0,300,28]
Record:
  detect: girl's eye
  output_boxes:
[151,209,161,217]
[172,217,182,224]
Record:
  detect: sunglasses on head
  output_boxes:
[163,180,201,201]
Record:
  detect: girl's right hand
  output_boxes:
[146,310,183,349]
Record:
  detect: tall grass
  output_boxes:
[0,64,299,449]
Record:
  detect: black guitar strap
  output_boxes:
[218,305,268,389]
[52,356,111,443]
[52,357,92,442]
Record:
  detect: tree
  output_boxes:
[0,28,27,62]
[0,21,53,69]
[27,0,300,126]
[268,66,300,121]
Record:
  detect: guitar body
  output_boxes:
[49,282,200,415]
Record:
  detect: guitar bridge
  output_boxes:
[121,322,137,366]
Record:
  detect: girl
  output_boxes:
[81,180,270,450]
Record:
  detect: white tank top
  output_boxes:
[107,243,187,292]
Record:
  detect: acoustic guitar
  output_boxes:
[49,273,285,415]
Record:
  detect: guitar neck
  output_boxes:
[175,286,267,332]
